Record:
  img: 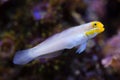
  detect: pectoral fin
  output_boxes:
[76,43,87,54]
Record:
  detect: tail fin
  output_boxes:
[13,49,35,65]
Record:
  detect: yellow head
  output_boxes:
[91,21,105,33]
[85,21,105,36]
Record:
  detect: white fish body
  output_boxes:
[13,21,104,65]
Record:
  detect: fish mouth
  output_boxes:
[97,27,105,33]
[91,26,105,34]
[96,22,105,33]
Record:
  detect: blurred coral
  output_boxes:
[32,2,49,20]
[0,0,8,5]
[84,0,106,21]
[102,32,120,70]
[0,32,15,59]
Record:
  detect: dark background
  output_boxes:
[0,0,120,80]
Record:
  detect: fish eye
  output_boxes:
[93,23,97,28]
